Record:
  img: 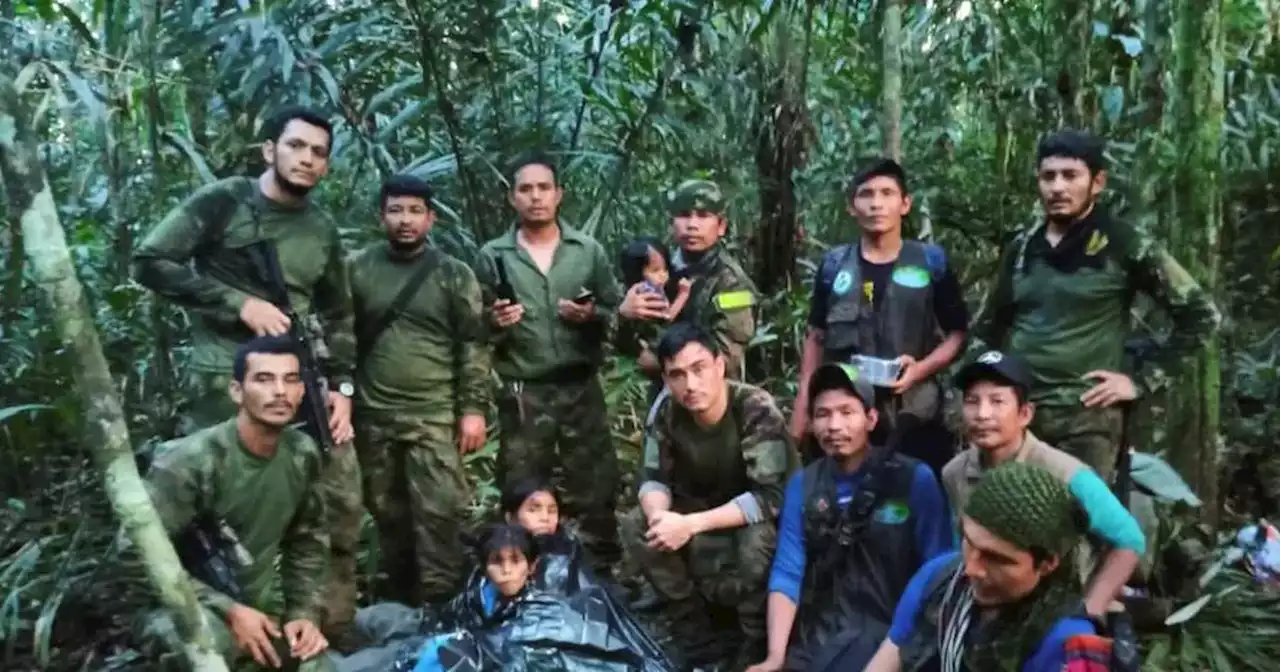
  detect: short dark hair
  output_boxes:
[507,150,559,188]
[1036,129,1107,174]
[656,322,721,369]
[850,157,909,197]
[232,335,299,382]
[500,478,558,518]
[261,105,333,144]
[619,237,670,288]
[379,174,434,212]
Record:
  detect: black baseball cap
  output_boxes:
[808,362,877,413]
[954,350,1034,395]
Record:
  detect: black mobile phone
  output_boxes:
[572,289,595,305]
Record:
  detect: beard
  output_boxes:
[272,168,314,198]
[1045,195,1095,226]
[387,235,427,255]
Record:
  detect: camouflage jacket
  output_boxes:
[973,206,1221,406]
[670,246,757,378]
[132,177,356,385]
[348,242,490,420]
[144,419,330,624]
[640,381,797,520]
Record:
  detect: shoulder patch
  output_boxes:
[714,289,755,311]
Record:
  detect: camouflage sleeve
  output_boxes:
[314,224,356,386]
[1127,239,1222,381]
[737,388,795,522]
[280,452,331,625]
[452,262,491,417]
[971,239,1019,351]
[711,272,758,376]
[131,181,252,323]
[143,442,239,616]
[589,240,623,343]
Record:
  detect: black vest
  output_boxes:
[821,240,942,363]
[785,453,923,671]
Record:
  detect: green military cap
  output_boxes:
[665,179,726,215]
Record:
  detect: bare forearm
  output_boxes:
[915,330,966,379]
[865,640,902,672]
[688,500,748,534]
[794,330,824,406]
[1085,549,1140,616]
[764,592,798,661]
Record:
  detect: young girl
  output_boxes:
[501,478,561,537]
[619,237,692,322]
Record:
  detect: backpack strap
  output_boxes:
[356,248,443,365]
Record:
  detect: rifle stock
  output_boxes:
[253,240,336,455]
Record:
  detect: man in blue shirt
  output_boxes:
[865,461,1098,672]
[746,362,952,672]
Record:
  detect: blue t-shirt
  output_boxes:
[767,460,954,603]
[888,553,1097,672]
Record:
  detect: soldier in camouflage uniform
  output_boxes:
[348,175,489,605]
[621,323,797,670]
[132,106,363,643]
[475,152,623,572]
[619,179,758,381]
[139,337,334,671]
[974,129,1221,478]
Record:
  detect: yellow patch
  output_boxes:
[863,281,875,303]
[714,290,755,311]
[1085,230,1109,256]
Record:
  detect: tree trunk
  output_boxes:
[0,76,230,671]
[881,0,903,161]
[1166,0,1225,523]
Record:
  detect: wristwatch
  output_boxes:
[338,381,355,397]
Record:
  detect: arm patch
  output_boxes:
[714,289,755,311]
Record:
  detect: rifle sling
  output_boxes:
[357,249,442,364]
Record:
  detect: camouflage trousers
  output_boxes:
[354,410,470,604]
[1032,404,1125,481]
[497,376,620,568]
[620,507,773,667]
[138,607,337,672]
[180,370,364,640]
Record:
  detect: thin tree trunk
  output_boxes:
[0,75,229,671]
[1166,0,1225,524]
[881,0,903,161]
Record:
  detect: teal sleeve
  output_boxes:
[1068,469,1146,555]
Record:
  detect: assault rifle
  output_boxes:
[252,239,337,455]
[173,513,249,602]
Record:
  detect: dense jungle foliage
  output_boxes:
[0,0,1278,669]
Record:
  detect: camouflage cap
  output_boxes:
[665,179,726,215]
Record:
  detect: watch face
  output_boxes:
[339,382,355,397]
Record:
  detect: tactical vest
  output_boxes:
[822,240,942,361]
[787,453,922,671]
[820,241,945,421]
[672,246,725,330]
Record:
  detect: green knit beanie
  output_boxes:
[964,461,1082,557]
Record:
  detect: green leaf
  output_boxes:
[376,101,426,142]
[1131,452,1202,506]
[276,30,295,84]
[366,75,425,116]
[45,62,106,124]
[0,404,52,424]
[162,131,217,185]
[313,65,342,106]
[1166,592,1214,625]
[1101,85,1124,122]
[55,1,98,47]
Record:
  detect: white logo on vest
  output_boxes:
[977,351,1003,365]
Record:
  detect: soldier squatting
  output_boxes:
[130,106,1220,672]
